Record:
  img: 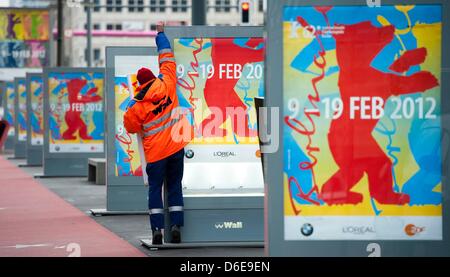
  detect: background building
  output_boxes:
[1,0,266,67]
[65,0,266,67]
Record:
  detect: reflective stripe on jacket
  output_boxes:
[123,32,194,163]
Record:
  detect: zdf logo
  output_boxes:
[405,224,425,237]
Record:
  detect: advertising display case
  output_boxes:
[0,82,4,108]
[265,0,450,256]
[91,46,160,215]
[157,26,265,244]
[39,68,105,177]
[26,73,44,165]
[3,81,15,150]
[14,77,27,158]
[98,26,265,245]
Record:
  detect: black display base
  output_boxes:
[90,208,148,217]
[140,239,264,250]
[7,157,23,160]
[18,164,41,168]
[33,173,82,179]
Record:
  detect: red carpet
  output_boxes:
[0,156,146,257]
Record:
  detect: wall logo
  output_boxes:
[301,223,314,237]
[405,224,425,237]
[185,149,194,159]
[215,221,243,229]
[151,96,173,116]
[342,226,375,235]
[213,151,236,158]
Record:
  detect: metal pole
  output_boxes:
[57,0,64,66]
[191,0,206,25]
[86,1,92,67]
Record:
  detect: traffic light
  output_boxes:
[241,1,250,24]
[239,0,253,25]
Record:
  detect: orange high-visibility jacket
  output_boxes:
[123,32,193,163]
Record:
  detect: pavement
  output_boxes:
[0,152,264,257]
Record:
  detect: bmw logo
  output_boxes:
[301,223,314,237]
[185,149,194,159]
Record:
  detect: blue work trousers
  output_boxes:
[146,148,185,231]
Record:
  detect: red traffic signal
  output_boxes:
[241,1,250,24]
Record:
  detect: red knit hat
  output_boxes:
[137,67,156,85]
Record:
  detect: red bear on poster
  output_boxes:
[200,38,264,138]
[62,79,102,140]
[320,21,439,205]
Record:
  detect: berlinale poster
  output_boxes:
[17,78,27,141]
[283,5,442,240]
[0,9,49,68]
[48,72,104,153]
[114,55,159,177]
[175,38,264,147]
[5,81,15,135]
[30,75,44,145]
[114,38,265,176]
[115,75,145,177]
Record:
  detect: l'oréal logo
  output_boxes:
[342,226,375,235]
[213,151,236,158]
[215,221,243,229]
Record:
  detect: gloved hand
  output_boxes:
[156,21,164,33]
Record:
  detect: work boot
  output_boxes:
[170,225,181,244]
[152,229,163,245]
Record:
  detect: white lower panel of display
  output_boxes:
[49,143,104,153]
[285,216,442,240]
[31,138,43,146]
[183,162,264,190]
[185,145,261,163]
[19,135,26,141]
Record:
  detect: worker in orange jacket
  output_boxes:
[124,22,193,245]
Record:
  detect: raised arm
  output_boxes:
[156,22,177,86]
